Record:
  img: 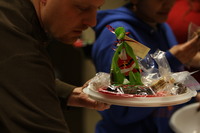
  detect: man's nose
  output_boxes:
[83,10,97,27]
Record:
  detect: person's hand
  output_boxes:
[67,86,110,111]
[196,92,200,101]
[169,34,200,65]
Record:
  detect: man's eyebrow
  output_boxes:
[94,0,105,9]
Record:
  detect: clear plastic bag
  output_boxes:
[188,22,200,41]
[88,50,200,97]
[140,50,199,96]
[88,72,110,91]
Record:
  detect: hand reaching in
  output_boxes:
[170,34,200,66]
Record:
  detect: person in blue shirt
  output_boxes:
[92,0,200,133]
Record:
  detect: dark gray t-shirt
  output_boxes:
[0,0,75,132]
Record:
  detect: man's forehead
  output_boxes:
[74,0,105,7]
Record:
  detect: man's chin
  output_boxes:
[60,37,79,45]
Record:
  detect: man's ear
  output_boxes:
[131,0,139,5]
[131,0,139,12]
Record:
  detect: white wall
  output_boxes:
[101,0,128,10]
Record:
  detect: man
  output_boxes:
[0,0,108,133]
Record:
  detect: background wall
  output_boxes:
[102,0,128,9]
[48,0,128,133]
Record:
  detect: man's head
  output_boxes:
[32,0,104,44]
[131,0,175,26]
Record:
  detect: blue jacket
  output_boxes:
[92,3,193,133]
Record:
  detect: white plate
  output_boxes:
[170,103,200,133]
[83,86,197,107]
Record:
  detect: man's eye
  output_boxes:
[79,8,86,11]
[78,6,88,11]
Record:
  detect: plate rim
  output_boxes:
[83,86,197,107]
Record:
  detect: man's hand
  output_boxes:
[196,92,200,101]
[196,92,200,111]
[67,87,110,111]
